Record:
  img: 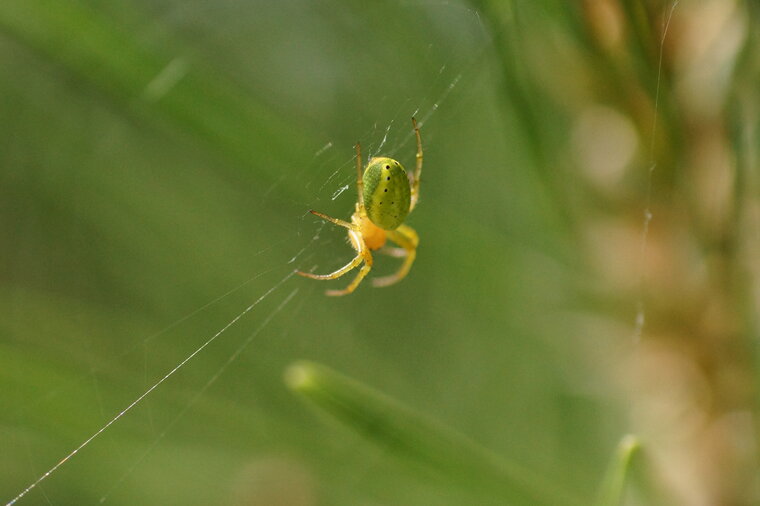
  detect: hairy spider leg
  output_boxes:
[372,224,418,288]
[378,245,407,258]
[295,210,374,296]
[410,117,423,212]
[325,227,374,296]
[298,118,422,295]
[307,210,357,230]
[355,142,366,211]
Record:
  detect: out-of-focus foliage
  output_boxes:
[1,1,758,505]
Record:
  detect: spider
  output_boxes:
[296,117,423,296]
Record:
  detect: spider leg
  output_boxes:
[355,142,366,212]
[296,252,363,280]
[325,230,373,296]
[307,209,358,230]
[378,245,407,258]
[326,253,373,296]
[296,229,374,296]
[409,117,423,212]
[372,224,418,288]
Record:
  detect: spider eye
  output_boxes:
[385,165,390,169]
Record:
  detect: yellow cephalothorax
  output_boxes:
[296,118,423,296]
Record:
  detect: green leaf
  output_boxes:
[595,435,640,506]
[285,360,582,506]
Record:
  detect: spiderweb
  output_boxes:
[2,1,487,504]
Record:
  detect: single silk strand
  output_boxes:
[6,271,294,506]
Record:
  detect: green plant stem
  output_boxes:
[595,435,640,506]
[467,0,581,248]
[285,360,583,506]
[727,1,760,414]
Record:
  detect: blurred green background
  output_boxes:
[2,1,759,505]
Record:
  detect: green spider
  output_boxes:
[297,118,423,296]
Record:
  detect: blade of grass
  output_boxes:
[727,2,760,411]
[618,0,657,79]
[0,0,311,196]
[595,435,640,506]
[620,0,683,174]
[595,435,676,506]
[285,360,583,506]
[468,1,583,240]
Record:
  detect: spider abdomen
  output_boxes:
[362,157,411,230]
